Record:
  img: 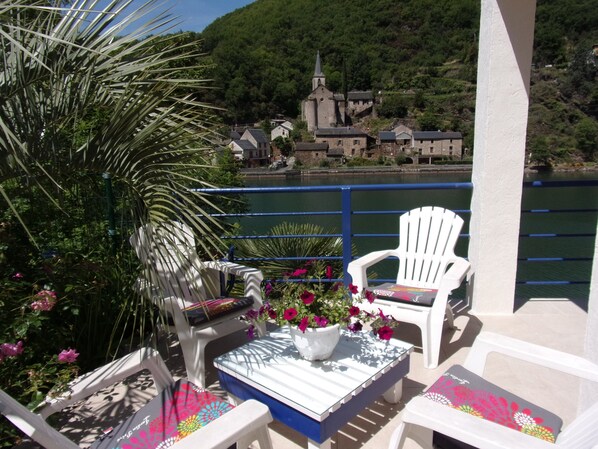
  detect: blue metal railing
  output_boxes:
[196,179,598,295]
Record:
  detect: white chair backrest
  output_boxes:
[555,402,598,448]
[0,389,79,449]
[396,206,464,287]
[130,221,207,306]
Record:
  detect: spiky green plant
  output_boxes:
[0,0,226,251]
[234,222,347,280]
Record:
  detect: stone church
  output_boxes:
[301,52,373,132]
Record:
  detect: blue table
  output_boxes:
[214,327,413,449]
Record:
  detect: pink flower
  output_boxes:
[0,341,24,357]
[365,290,375,303]
[247,325,257,339]
[349,284,359,294]
[377,326,394,341]
[298,316,310,332]
[31,290,57,311]
[283,308,298,321]
[349,306,360,316]
[268,309,277,319]
[325,266,333,280]
[58,348,79,363]
[314,316,329,327]
[11,272,24,280]
[300,290,315,305]
[264,282,273,297]
[291,268,307,277]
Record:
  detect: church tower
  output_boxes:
[312,51,325,91]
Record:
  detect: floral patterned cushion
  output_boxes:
[90,379,234,449]
[167,296,254,326]
[365,283,437,306]
[423,364,562,443]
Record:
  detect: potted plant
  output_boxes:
[245,261,397,360]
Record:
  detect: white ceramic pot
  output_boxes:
[289,323,341,361]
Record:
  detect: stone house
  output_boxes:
[412,131,463,163]
[228,128,271,167]
[347,91,374,119]
[271,121,294,141]
[314,127,372,159]
[294,142,329,165]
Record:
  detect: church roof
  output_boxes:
[314,51,323,76]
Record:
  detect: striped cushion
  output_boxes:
[366,283,437,306]
[168,296,254,326]
[424,365,562,443]
[90,379,234,449]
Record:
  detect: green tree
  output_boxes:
[273,136,294,157]
[575,118,598,161]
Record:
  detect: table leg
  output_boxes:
[308,438,331,449]
[383,379,403,403]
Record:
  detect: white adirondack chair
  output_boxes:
[130,221,264,387]
[389,331,598,449]
[0,347,273,449]
[347,206,470,368]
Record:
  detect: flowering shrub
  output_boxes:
[246,261,397,340]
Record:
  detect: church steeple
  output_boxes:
[312,51,325,91]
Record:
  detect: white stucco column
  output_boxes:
[581,219,598,411]
[467,0,536,314]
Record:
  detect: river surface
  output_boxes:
[236,170,598,301]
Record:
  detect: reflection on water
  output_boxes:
[237,171,597,301]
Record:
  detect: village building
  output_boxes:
[270,120,294,141]
[314,127,372,159]
[228,128,270,167]
[294,142,329,166]
[412,130,463,163]
[301,52,374,133]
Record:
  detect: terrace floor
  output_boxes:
[18,299,588,449]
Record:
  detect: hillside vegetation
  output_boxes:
[198,0,597,163]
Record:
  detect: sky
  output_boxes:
[120,0,256,33]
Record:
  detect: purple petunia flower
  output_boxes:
[349,306,360,317]
[291,268,308,277]
[0,341,24,357]
[349,283,359,294]
[377,326,394,341]
[283,308,298,321]
[325,265,333,280]
[347,322,363,333]
[314,316,329,327]
[298,316,310,332]
[300,290,315,305]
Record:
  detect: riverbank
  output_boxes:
[241,162,597,178]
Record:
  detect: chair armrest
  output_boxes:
[464,332,598,382]
[347,249,398,292]
[400,396,557,449]
[170,399,272,449]
[202,261,264,304]
[38,348,174,419]
[437,256,470,294]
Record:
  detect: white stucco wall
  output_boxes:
[581,219,598,411]
[467,0,536,315]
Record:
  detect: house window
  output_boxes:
[351,148,355,155]
[315,153,319,157]
[338,140,342,145]
[430,147,434,153]
[420,140,423,144]
[353,139,359,145]
[450,139,453,143]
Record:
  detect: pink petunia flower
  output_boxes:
[365,290,375,303]
[349,283,359,294]
[377,326,394,341]
[57,348,79,363]
[349,306,360,316]
[11,272,24,280]
[264,282,273,297]
[291,268,308,277]
[247,325,256,339]
[348,322,363,333]
[298,316,310,332]
[31,290,57,311]
[283,308,298,321]
[300,290,315,305]
[325,265,333,280]
[314,316,329,327]
[0,341,24,357]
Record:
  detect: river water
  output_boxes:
[237,170,598,301]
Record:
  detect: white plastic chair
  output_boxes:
[347,206,470,368]
[0,347,273,449]
[130,221,264,387]
[389,331,598,449]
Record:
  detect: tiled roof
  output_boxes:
[348,91,373,101]
[379,131,396,141]
[295,142,328,151]
[413,131,463,140]
[245,128,269,143]
[232,139,255,150]
[315,127,369,137]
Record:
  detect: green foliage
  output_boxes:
[346,157,377,167]
[377,94,409,118]
[273,136,293,157]
[575,118,598,161]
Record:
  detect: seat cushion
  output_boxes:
[168,296,254,326]
[365,283,437,306]
[423,364,562,443]
[90,379,234,449]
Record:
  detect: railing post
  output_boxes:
[341,187,352,285]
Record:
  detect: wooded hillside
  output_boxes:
[197,0,597,163]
